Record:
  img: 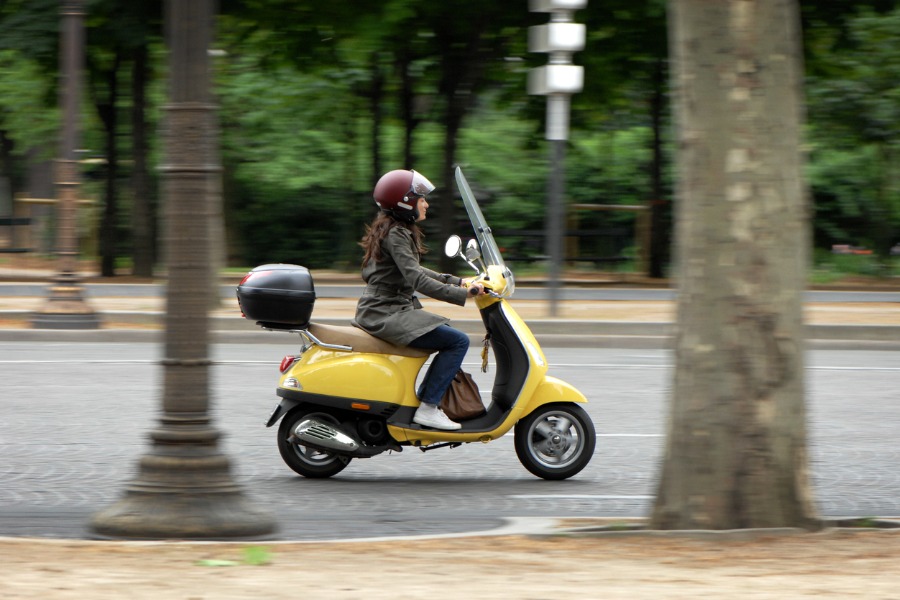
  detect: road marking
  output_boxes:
[510,494,654,500]
[808,366,900,372]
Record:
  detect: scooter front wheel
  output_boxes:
[514,403,596,480]
[278,407,352,478]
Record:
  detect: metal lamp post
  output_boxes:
[31,0,99,329]
[91,0,276,540]
[528,0,586,317]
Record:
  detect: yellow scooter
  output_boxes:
[238,168,596,480]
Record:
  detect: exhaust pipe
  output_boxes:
[292,418,360,453]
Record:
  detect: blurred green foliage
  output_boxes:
[806,6,900,260]
[0,49,59,161]
[0,0,897,276]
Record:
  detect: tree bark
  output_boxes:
[397,49,418,172]
[648,56,669,279]
[435,26,484,272]
[130,44,155,277]
[651,0,818,530]
[97,50,122,277]
[370,51,383,187]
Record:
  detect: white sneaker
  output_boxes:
[413,403,462,430]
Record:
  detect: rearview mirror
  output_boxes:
[445,235,481,274]
[465,238,481,262]
[444,235,462,258]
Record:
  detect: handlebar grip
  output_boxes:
[469,285,480,296]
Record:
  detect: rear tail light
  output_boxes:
[279,355,298,373]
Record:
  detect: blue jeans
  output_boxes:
[408,324,470,405]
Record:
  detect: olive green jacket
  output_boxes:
[353,225,469,346]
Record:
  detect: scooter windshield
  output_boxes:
[454,167,515,295]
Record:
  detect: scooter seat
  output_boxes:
[307,323,433,358]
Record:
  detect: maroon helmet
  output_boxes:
[373,169,435,221]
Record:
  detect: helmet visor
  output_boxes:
[409,170,435,197]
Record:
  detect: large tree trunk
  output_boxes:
[651,0,818,530]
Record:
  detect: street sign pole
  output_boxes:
[528,0,586,317]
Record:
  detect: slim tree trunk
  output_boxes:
[98,51,122,277]
[648,56,668,279]
[0,130,17,196]
[651,0,818,530]
[434,26,484,273]
[439,106,461,272]
[370,51,383,187]
[397,50,418,171]
[131,44,155,277]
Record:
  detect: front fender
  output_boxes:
[519,376,588,415]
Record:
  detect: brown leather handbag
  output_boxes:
[440,370,486,421]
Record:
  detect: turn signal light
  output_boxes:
[279,356,297,373]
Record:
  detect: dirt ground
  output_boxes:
[2,529,900,599]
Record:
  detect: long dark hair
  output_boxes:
[360,212,427,267]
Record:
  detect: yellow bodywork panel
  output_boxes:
[280,347,427,406]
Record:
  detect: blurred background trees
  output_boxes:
[0,0,897,278]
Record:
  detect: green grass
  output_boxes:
[811,251,900,283]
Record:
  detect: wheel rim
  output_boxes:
[289,412,348,468]
[525,410,587,470]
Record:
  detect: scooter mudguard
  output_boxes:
[265,398,296,427]
[518,375,588,415]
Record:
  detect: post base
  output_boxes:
[90,439,278,540]
[91,490,278,540]
[31,278,101,330]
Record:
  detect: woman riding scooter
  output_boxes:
[354,169,485,431]
[241,166,596,480]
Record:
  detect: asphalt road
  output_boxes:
[1,342,898,541]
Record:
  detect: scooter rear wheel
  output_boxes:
[278,407,352,478]
[514,403,596,480]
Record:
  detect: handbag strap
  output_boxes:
[481,331,491,373]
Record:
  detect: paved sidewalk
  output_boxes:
[0,288,900,349]
[1,280,899,348]
[1,263,899,347]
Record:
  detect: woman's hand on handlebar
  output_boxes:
[463,278,487,296]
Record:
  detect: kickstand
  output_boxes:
[417,442,463,452]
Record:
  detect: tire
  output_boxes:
[277,406,352,478]
[514,403,596,480]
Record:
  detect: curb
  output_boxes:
[557,517,900,539]
[2,516,899,545]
